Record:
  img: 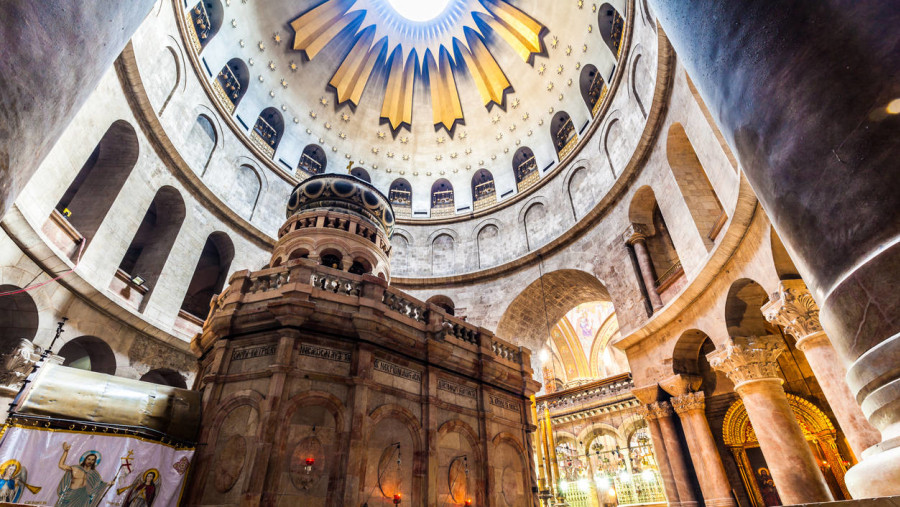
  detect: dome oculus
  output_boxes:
[386,0,452,22]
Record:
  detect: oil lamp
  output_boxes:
[304,457,315,474]
[393,493,402,505]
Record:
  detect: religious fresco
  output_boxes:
[0,425,193,506]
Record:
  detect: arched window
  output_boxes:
[348,258,372,275]
[58,336,116,375]
[471,169,496,211]
[350,167,371,183]
[389,179,412,218]
[0,285,39,356]
[181,232,234,320]
[666,123,726,248]
[550,111,577,159]
[598,3,625,59]
[580,64,606,115]
[185,115,217,174]
[431,180,455,218]
[53,120,139,253]
[426,295,455,316]
[251,107,284,158]
[140,368,188,388]
[215,59,249,113]
[116,187,186,310]
[298,144,327,176]
[513,147,538,192]
[187,0,223,52]
[319,249,343,270]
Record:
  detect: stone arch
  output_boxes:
[0,285,40,357]
[489,432,529,507]
[231,164,262,220]
[58,335,117,375]
[565,164,594,221]
[603,116,623,177]
[579,423,625,451]
[630,49,649,118]
[201,395,261,498]
[628,186,682,287]
[580,64,605,114]
[299,144,327,175]
[181,232,235,320]
[140,368,187,388]
[431,233,455,276]
[722,394,836,447]
[471,168,496,209]
[667,123,727,249]
[350,167,371,183]
[512,147,538,190]
[725,278,775,337]
[390,230,412,274]
[364,404,424,504]
[550,111,576,159]
[437,418,486,505]
[475,220,502,269]
[216,58,249,112]
[187,0,223,51]
[185,114,217,174]
[252,107,284,157]
[598,2,625,59]
[770,226,801,280]
[54,120,139,249]
[157,45,182,116]
[426,295,456,315]
[118,185,186,310]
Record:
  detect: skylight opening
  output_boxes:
[386,0,452,22]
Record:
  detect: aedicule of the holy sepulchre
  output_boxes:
[1,0,899,505]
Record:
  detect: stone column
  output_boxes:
[636,404,681,506]
[624,223,663,310]
[0,0,156,217]
[707,335,833,504]
[646,0,900,497]
[649,401,698,507]
[762,280,881,456]
[672,392,736,507]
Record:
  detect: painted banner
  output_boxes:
[0,424,193,506]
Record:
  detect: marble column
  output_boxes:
[0,0,156,218]
[708,335,833,504]
[649,401,698,507]
[624,223,663,310]
[762,280,881,456]
[646,0,900,497]
[637,404,681,507]
[672,392,736,507]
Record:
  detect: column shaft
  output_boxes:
[643,410,681,506]
[654,403,698,507]
[673,394,736,507]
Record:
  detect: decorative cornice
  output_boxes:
[671,391,705,414]
[761,279,823,341]
[706,335,786,389]
[623,222,649,245]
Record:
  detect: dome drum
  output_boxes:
[286,174,395,237]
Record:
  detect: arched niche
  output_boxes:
[185,114,218,174]
[58,336,117,375]
[0,285,39,356]
[598,3,625,60]
[580,64,606,114]
[252,107,284,158]
[513,147,538,191]
[724,278,775,338]
[471,169,496,210]
[187,0,223,51]
[431,234,455,276]
[628,186,683,292]
[231,165,262,220]
[551,111,577,159]
[215,59,249,113]
[350,167,371,183]
[426,295,456,316]
[181,232,234,320]
[476,223,501,269]
[431,179,454,218]
[141,368,188,389]
[299,144,327,175]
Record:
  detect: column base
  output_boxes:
[844,436,900,498]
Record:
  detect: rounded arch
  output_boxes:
[550,111,575,158]
[58,336,116,375]
[722,393,836,447]
[279,390,347,438]
[186,114,218,174]
[188,0,223,51]
[298,144,327,175]
[579,64,605,113]
[672,328,712,375]
[725,278,774,337]
[474,218,503,269]
[578,422,625,451]
[231,164,262,220]
[350,167,371,183]
[217,59,249,111]
[140,368,187,388]
[0,285,40,356]
[628,185,682,285]
[181,231,235,320]
[598,2,625,59]
[770,226,801,280]
[471,168,496,207]
[603,116,623,176]
[431,179,454,216]
[426,295,455,316]
[630,50,649,117]
[253,107,284,156]
[156,46,182,117]
[431,232,456,276]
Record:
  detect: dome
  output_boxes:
[286,173,395,235]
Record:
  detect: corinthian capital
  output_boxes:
[706,335,786,389]
[623,223,649,245]
[761,280,823,340]
[646,400,674,419]
[671,391,706,414]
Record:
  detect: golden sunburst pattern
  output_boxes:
[290,0,545,131]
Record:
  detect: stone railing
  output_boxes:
[381,290,427,322]
[441,319,479,346]
[538,373,634,411]
[491,340,520,363]
[310,271,361,296]
[249,269,290,293]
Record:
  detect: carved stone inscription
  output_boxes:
[438,378,477,399]
[299,343,351,363]
[489,395,519,412]
[232,344,278,361]
[373,358,422,382]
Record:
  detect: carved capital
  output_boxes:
[646,400,674,419]
[706,335,786,389]
[672,391,706,414]
[761,280,823,340]
[623,223,649,245]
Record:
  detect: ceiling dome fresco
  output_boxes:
[179,0,628,219]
